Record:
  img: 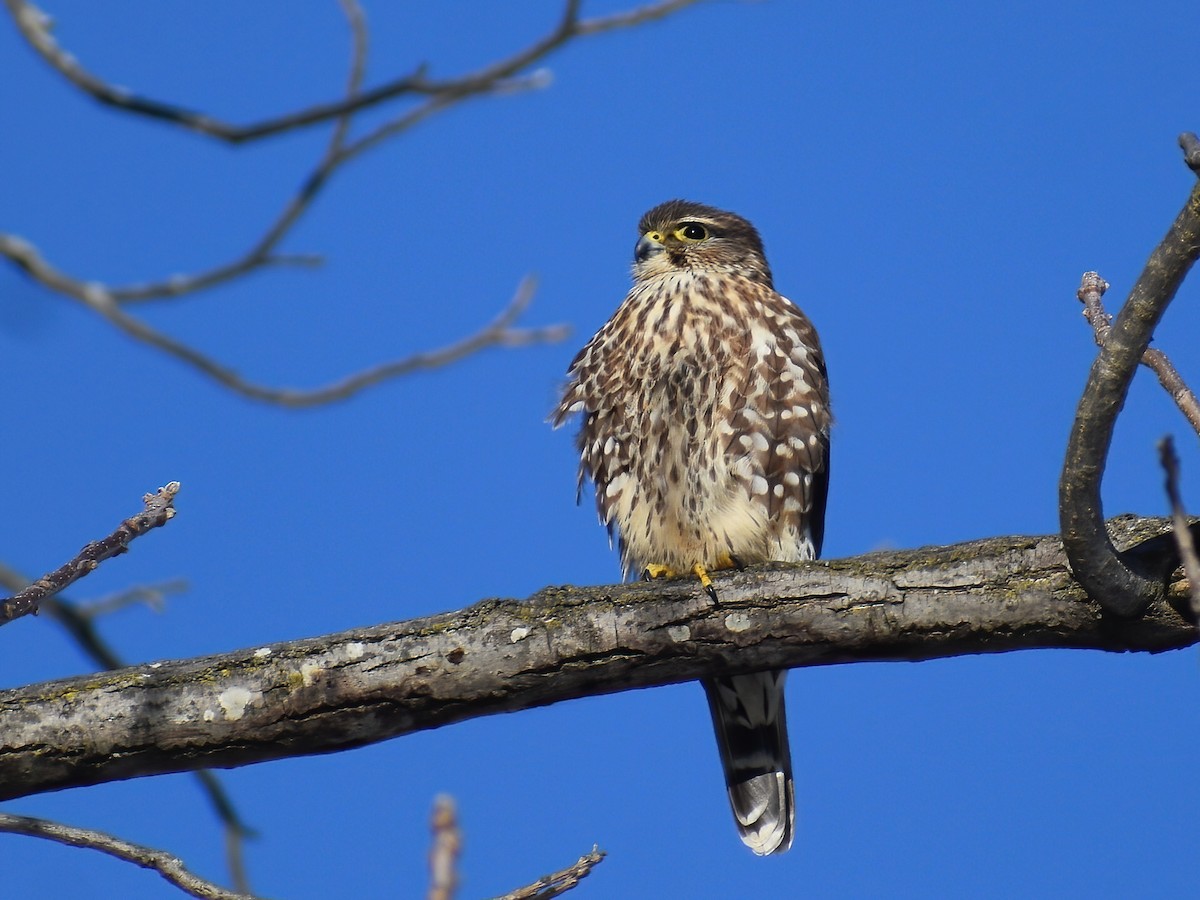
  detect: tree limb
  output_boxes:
[1076,273,1200,438]
[428,795,461,900]
[3,1,687,404]
[0,251,567,406]
[0,515,1194,802]
[496,847,606,900]
[0,483,180,625]
[3,0,701,144]
[0,812,257,900]
[1158,437,1200,620]
[1060,135,1200,616]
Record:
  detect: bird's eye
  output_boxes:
[676,223,709,241]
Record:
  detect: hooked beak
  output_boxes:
[635,233,665,263]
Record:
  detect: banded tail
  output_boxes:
[703,670,794,855]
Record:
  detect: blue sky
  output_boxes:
[2,1,1199,897]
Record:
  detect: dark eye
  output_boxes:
[679,223,708,241]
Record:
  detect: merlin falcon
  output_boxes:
[551,200,831,855]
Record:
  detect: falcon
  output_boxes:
[551,200,831,855]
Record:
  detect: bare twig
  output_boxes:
[1,0,701,302]
[0,812,257,900]
[428,795,461,900]
[0,232,320,304]
[3,0,701,144]
[0,2,602,405]
[0,483,180,625]
[76,579,189,620]
[495,847,607,900]
[1060,136,1200,616]
[1077,272,1200,438]
[0,247,565,405]
[1157,436,1200,620]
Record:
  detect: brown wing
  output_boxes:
[550,317,636,555]
[724,285,831,559]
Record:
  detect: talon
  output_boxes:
[692,563,720,604]
[643,563,675,581]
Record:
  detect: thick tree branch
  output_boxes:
[0,516,1194,802]
[0,813,256,900]
[1060,135,1200,616]
[0,483,180,625]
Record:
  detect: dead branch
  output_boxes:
[0,812,257,900]
[1158,437,1200,620]
[1060,134,1200,616]
[496,847,607,900]
[4,0,701,144]
[428,796,461,900]
[0,0,707,404]
[0,515,1194,802]
[1077,273,1200,437]
[76,579,189,619]
[0,483,180,625]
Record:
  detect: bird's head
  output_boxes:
[633,199,773,287]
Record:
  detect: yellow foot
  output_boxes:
[642,563,677,581]
[642,562,722,603]
[691,563,720,604]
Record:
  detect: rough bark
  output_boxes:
[1,515,1193,802]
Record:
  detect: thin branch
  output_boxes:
[3,0,702,144]
[0,251,566,405]
[428,795,461,900]
[0,2,698,405]
[0,813,257,900]
[0,8,570,407]
[1060,136,1200,616]
[332,0,368,152]
[75,579,189,620]
[0,232,321,304]
[1077,272,1200,438]
[1158,436,1200,621]
[0,516,1195,801]
[495,847,607,900]
[0,483,180,625]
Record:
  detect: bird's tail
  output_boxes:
[703,670,794,855]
